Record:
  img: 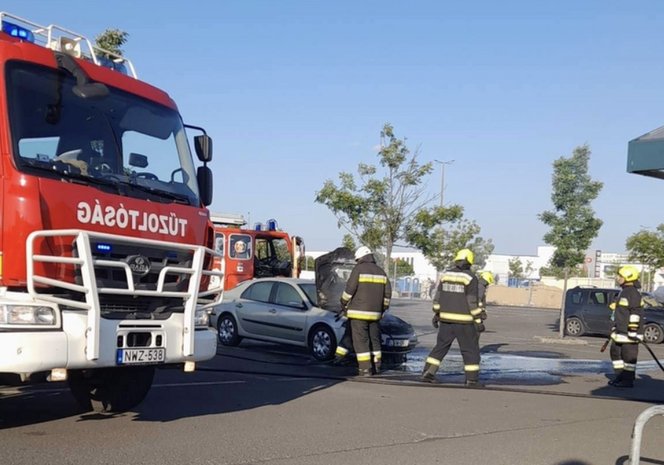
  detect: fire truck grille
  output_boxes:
[99,296,183,320]
[88,242,194,292]
[62,296,185,320]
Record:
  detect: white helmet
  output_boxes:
[355,246,372,261]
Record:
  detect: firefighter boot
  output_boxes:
[331,355,347,366]
[612,370,635,388]
[373,356,382,375]
[607,370,623,386]
[421,363,438,383]
[465,370,484,388]
[358,368,373,377]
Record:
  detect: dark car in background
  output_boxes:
[563,286,664,343]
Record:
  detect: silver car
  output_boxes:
[210,277,417,361]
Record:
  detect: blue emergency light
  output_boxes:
[254,223,263,231]
[1,21,35,43]
[95,243,112,253]
[266,219,278,231]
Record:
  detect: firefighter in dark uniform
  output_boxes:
[477,270,494,322]
[608,265,644,388]
[340,246,391,376]
[422,248,484,386]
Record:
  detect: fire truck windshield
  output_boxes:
[6,61,201,205]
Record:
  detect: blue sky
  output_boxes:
[6,1,664,255]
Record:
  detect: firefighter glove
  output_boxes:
[480,309,488,321]
[475,322,486,333]
[431,314,439,329]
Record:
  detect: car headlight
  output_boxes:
[194,308,209,327]
[0,305,56,326]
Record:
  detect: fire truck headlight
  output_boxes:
[0,305,56,326]
[194,308,209,327]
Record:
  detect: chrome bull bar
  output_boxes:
[26,229,224,361]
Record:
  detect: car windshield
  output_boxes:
[6,61,200,205]
[299,282,318,306]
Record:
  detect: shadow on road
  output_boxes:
[0,346,346,428]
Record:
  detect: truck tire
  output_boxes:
[68,366,155,413]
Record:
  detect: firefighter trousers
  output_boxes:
[335,321,353,359]
[424,322,480,382]
[609,340,638,377]
[350,319,381,372]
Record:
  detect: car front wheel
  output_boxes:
[644,323,664,344]
[565,317,585,337]
[309,325,337,361]
[217,314,242,346]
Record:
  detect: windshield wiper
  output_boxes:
[22,161,122,191]
[119,180,192,205]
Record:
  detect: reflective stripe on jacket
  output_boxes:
[341,255,391,320]
[613,284,643,335]
[432,266,479,324]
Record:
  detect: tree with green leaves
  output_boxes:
[390,258,414,277]
[603,263,620,277]
[406,215,494,271]
[626,224,664,291]
[539,264,587,279]
[316,123,461,270]
[342,234,356,252]
[94,29,129,58]
[508,257,524,279]
[538,144,603,337]
[304,255,316,271]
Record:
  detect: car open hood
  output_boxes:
[314,247,355,313]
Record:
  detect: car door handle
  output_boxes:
[269,308,277,314]
[236,303,243,308]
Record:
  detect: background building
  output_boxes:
[305,246,664,291]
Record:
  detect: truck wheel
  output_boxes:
[68,366,155,413]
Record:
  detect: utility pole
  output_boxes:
[434,159,455,207]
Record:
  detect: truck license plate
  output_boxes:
[116,348,166,365]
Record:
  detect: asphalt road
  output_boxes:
[2,300,664,465]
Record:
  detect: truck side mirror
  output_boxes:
[197,166,213,206]
[194,135,213,163]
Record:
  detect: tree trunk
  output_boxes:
[384,242,393,274]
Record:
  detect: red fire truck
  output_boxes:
[210,213,305,290]
[0,13,224,412]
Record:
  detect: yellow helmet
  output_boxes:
[480,271,494,285]
[454,248,474,265]
[617,265,639,283]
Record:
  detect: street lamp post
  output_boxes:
[434,159,455,207]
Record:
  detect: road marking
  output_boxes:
[153,380,245,388]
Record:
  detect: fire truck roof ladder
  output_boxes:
[0,11,137,78]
